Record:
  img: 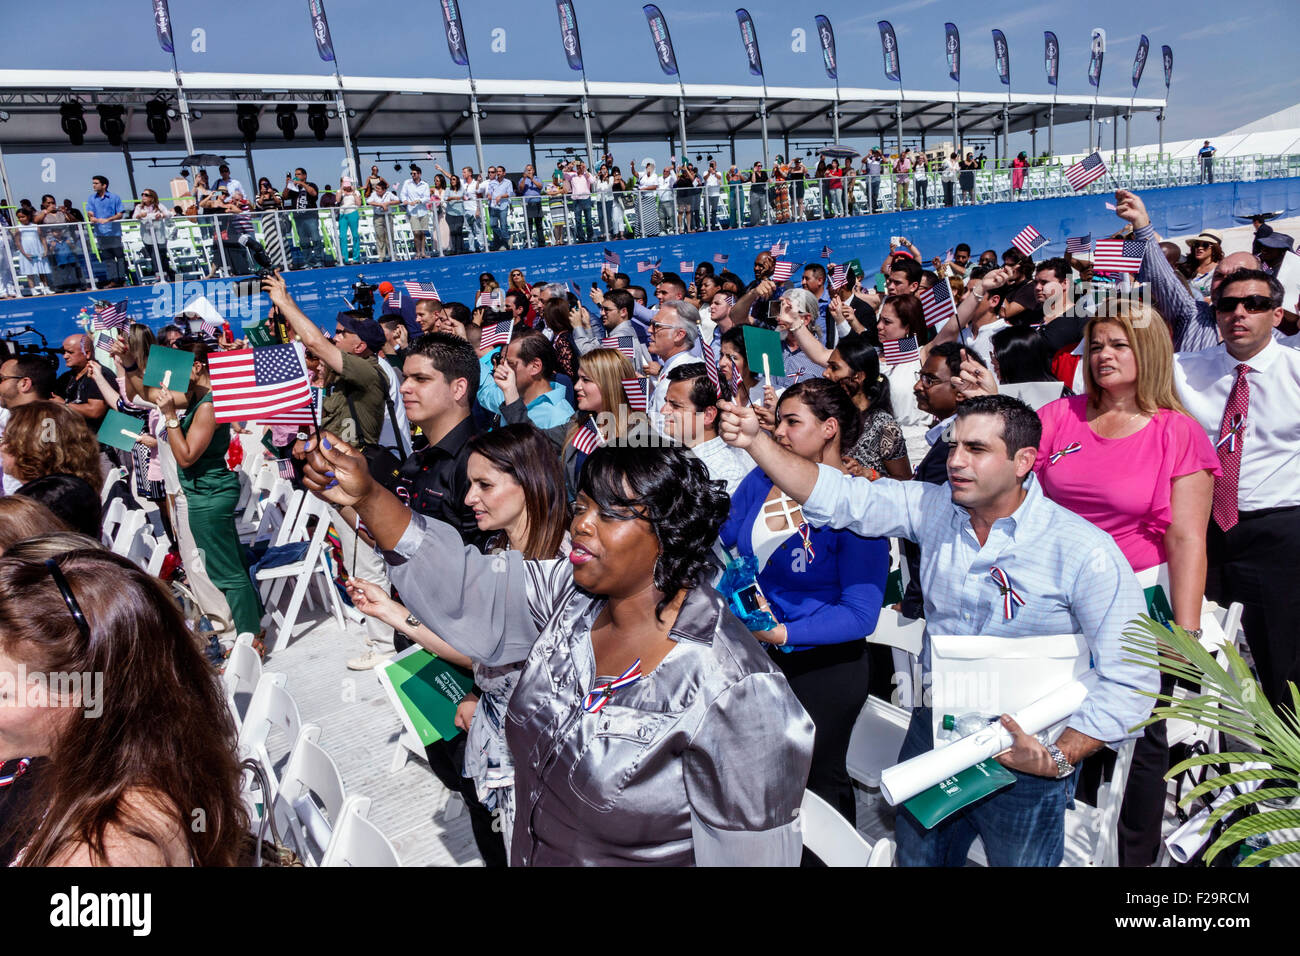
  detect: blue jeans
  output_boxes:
[894,707,1078,867]
[489,206,510,250]
[572,198,593,242]
[294,212,323,267]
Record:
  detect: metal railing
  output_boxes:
[3,152,1297,298]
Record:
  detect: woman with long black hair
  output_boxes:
[821,332,912,480]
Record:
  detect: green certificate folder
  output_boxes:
[244,323,275,348]
[378,646,475,746]
[903,759,1017,830]
[143,345,195,390]
[742,325,785,379]
[96,408,145,452]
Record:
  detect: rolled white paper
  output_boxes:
[1165,763,1267,864]
[880,678,1093,806]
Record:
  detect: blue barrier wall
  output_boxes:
[5,177,1299,352]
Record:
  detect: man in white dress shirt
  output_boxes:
[1174,269,1300,709]
[660,362,752,494]
[398,166,432,258]
[645,300,700,426]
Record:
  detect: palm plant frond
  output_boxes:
[1121,615,1300,865]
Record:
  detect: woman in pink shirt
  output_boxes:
[1033,302,1217,866]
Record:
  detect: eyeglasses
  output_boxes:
[1215,295,1274,314]
[1188,242,1210,250]
[915,371,950,387]
[45,558,90,641]
[649,321,677,335]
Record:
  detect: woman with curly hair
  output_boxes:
[719,378,888,826]
[302,435,814,866]
[0,402,104,496]
[0,549,248,865]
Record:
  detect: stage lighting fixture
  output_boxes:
[275,104,299,140]
[236,104,260,143]
[97,104,126,147]
[145,99,171,144]
[306,105,329,141]
[60,103,87,146]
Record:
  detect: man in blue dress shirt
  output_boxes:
[86,175,127,287]
[719,393,1156,866]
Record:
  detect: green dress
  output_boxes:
[179,394,264,635]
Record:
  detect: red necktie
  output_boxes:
[1212,363,1252,532]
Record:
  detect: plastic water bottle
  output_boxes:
[1234,833,1270,867]
[937,712,998,742]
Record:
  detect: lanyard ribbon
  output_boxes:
[583,659,643,714]
[989,566,1026,621]
[0,758,32,788]
[1216,414,1245,453]
[797,521,816,563]
[1048,441,1082,464]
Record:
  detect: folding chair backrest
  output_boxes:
[237,672,298,795]
[108,509,148,558]
[866,610,924,656]
[222,633,263,729]
[799,789,878,867]
[271,724,349,865]
[101,497,127,545]
[321,796,402,868]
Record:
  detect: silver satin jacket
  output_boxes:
[386,512,814,866]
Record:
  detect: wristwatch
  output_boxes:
[1045,743,1075,779]
[165,418,180,429]
[1183,627,1204,641]
[404,612,422,631]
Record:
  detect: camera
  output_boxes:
[350,274,378,316]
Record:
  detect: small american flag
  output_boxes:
[820,245,832,259]
[1092,238,1146,274]
[918,280,956,329]
[601,336,637,362]
[568,280,582,300]
[713,253,729,264]
[636,259,661,273]
[480,318,514,348]
[881,335,920,367]
[403,280,441,300]
[208,344,313,423]
[199,318,222,339]
[1066,234,1092,255]
[943,248,955,264]
[1065,151,1108,191]
[260,386,320,427]
[769,240,788,255]
[275,458,296,480]
[476,291,495,308]
[723,294,736,307]
[385,291,401,309]
[1011,225,1049,258]
[701,342,720,395]
[680,260,694,272]
[92,300,129,333]
[570,416,604,455]
[729,361,743,400]
[621,377,648,411]
[770,261,795,283]
[828,264,848,290]
[603,248,620,267]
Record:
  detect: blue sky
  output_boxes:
[3,0,1292,203]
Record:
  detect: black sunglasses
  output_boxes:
[45,558,90,640]
[1215,295,1275,314]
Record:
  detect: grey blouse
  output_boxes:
[385,512,814,866]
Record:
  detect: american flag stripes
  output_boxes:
[820,245,832,259]
[769,240,788,255]
[601,336,637,362]
[92,300,129,333]
[385,291,401,310]
[1092,238,1146,274]
[1065,234,1092,256]
[403,280,441,300]
[829,264,848,290]
[1011,225,1049,258]
[480,318,514,349]
[1065,151,1109,191]
[723,294,736,307]
[208,344,313,424]
[713,253,729,264]
[729,361,743,400]
[603,248,620,267]
[570,416,604,455]
[275,458,296,480]
[881,335,920,366]
[476,291,495,308]
[770,261,795,283]
[199,318,222,339]
[701,342,720,395]
[636,259,661,273]
[259,387,320,427]
[680,261,694,273]
[918,280,957,329]
[621,377,648,411]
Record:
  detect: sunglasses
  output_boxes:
[1215,295,1274,314]
[45,558,90,641]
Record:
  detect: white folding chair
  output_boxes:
[238,462,278,534]
[866,610,925,710]
[107,508,148,558]
[1061,737,1138,867]
[270,724,349,866]
[222,632,263,731]
[256,493,345,650]
[236,672,298,799]
[145,536,171,578]
[799,790,894,867]
[846,695,914,790]
[101,497,127,546]
[243,479,298,547]
[100,468,128,506]
[322,796,402,867]
[1166,601,1246,752]
[123,527,157,570]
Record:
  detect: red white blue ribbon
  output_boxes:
[1049,441,1082,464]
[1216,414,1245,453]
[797,521,815,563]
[0,757,32,787]
[989,566,1025,620]
[583,659,643,713]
